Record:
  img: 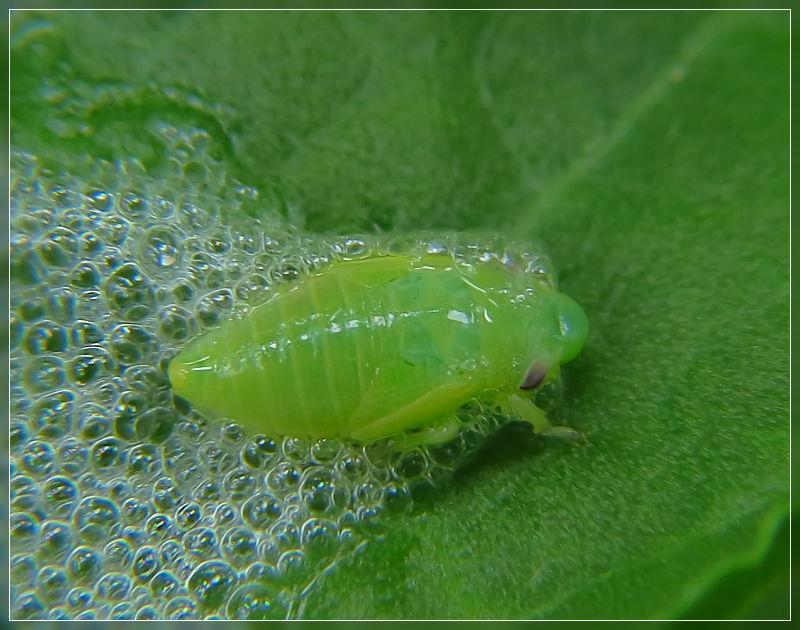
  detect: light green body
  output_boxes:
[169,253,588,446]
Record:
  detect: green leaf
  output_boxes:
[12,10,788,619]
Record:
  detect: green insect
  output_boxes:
[169,250,588,448]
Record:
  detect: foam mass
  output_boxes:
[10,125,559,620]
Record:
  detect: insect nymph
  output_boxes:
[169,249,588,448]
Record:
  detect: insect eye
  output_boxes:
[519,362,547,390]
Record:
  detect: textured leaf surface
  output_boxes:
[12,10,789,619]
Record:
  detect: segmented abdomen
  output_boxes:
[173,255,483,438]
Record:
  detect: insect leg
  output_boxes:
[502,394,584,442]
[391,416,461,450]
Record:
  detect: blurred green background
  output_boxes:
[11,9,789,620]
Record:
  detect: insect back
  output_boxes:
[169,234,588,449]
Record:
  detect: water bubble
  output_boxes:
[158,304,196,341]
[67,546,103,584]
[266,461,301,494]
[132,547,160,583]
[205,231,230,254]
[31,389,75,438]
[23,355,66,392]
[201,442,237,475]
[46,287,77,323]
[215,503,237,527]
[338,237,370,260]
[241,493,282,530]
[23,319,68,353]
[164,596,199,620]
[175,502,202,530]
[11,475,40,512]
[270,260,301,283]
[69,346,114,385]
[119,191,149,220]
[127,443,162,476]
[234,273,270,301]
[38,227,79,267]
[275,549,311,586]
[220,422,245,445]
[86,189,114,212]
[80,231,104,254]
[98,215,130,246]
[188,560,238,612]
[221,526,257,567]
[194,479,222,503]
[310,438,342,464]
[66,586,94,611]
[146,513,176,541]
[95,572,132,601]
[69,261,101,288]
[11,554,37,592]
[301,518,339,561]
[109,324,156,364]
[112,390,147,440]
[10,420,29,453]
[232,231,261,254]
[226,582,286,620]
[172,278,196,303]
[393,449,429,480]
[152,477,181,511]
[142,226,182,270]
[37,565,70,604]
[58,437,89,475]
[196,288,234,326]
[103,538,134,571]
[79,403,112,441]
[354,479,383,508]
[73,496,120,543]
[337,452,369,481]
[223,468,257,501]
[382,481,412,514]
[136,605,159,620]
[126,362,168,391]
[13,591,47,620]
[159,539,184,566]
[269,520,301,552]
[152,195,175,219]
[104,263,154,320]
[43,476,80,518]
[282,436,311,462]
[242,435,279,469]
[301,467,348,515]
[121,497,150,525]
[18,296,46,322]
[11,512,41,544]
[150,569,181,598]
[183,526,218,558]
[91,437,127,473]
[11,242,47,285]
[136,406,175,443]
[110,602,135,620]
[70,319,103,348]
[38,520,74,562]
[21,440,56,477]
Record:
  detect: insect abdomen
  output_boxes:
[171,258,409,437]
[170,255,487,439]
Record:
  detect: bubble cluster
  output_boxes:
[10,124,557,620]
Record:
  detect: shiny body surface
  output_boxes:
[169,253,588,443]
